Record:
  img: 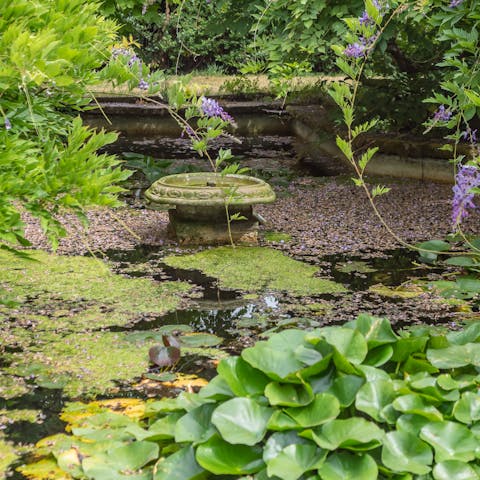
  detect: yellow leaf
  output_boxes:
[17,458,71,480]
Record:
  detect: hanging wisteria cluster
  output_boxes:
[452,165,480,228]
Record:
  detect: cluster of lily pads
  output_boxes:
[21,315,480,480]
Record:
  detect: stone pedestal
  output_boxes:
[144,172,276,245]
[169,210,259,245]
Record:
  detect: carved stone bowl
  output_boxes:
[144,172,276,207]
[144,172,276,245]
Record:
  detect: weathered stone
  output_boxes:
[169,211,259,245]
[145,172,275,245]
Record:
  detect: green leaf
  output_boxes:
[304,417,384,451]
[465,89,480,106]
[447,322,480,345]
[427,343,480,368]
[284,393,340,428]
[174,404,217,444]
[353,314,398,347]
[195,436,265,475]
[355,379,398,423]
[381,431,433,475]
[436,373,477,391]
[264,433,325,480]
[365,0,382,24]
[317,452,378,480]
[263,431,309,461]
[420,421,478,462]
[391,336,428,362]
[325,374,364,407]
[396,414,432,436]
[364,345,393,367]
[266,443,325,480]
[308,327,368,365]
[433,461,479,480]
[417,240,450,263]
[445,256,477,267]
[82,441,159,479]
[336,136,353,161]
[143,413,183,440]
[267,411,304,431]
[154,446,207,480]
[217,356,270,397]
[392,395,443,421]
[359,148,379,172]
[211,397,272,445]
[265,381,314,407]
[181,333,223,347]
[453,392,480,424]
[198,375,233,401]
[371,184,391,198]
[242,331,306,381]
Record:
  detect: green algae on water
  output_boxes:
[0,250,190,322]
[163,246,346,295]
[0,250,192,397]
[0,436,18,480]
[263,231,292,243]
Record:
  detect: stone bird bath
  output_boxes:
[145,172,276,245]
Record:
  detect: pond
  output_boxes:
[1,116,478,479]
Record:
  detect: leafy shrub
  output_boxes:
[24,315,480,479]
[0,0,131,249]
[100,0,256,72]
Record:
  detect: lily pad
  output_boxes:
[355,379,398,423]
[432,460,479,480]
[304,417,384,451]
[154,446,207,480]
[211,398,272,445]
[381,431,433,475]
[265,381,314,407]
[420,421,478,462]
[284,393,340,428]
[317,452,378,480]
[195,436,265,475]
[453,392,480,424]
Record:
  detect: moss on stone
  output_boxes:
[163,246,346,295]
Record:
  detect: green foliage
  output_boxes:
[251,0,363,71]
[23,314,480,479]
[0,0,131,249]
[99,0,256,72]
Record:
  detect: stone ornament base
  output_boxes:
[145,172,275,245]
[168,209,259,245]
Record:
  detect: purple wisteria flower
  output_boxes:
[200,97,236,125]
[344,42,366,58]
[4,117,11,130]
[138,79,149,90]
[449,0,464,7]
[181,124,195,138]
[111,47,131,59]
[452,165,480,227]
[359,11,372,25]
[433,105,452,122]
[461,128,478,143]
